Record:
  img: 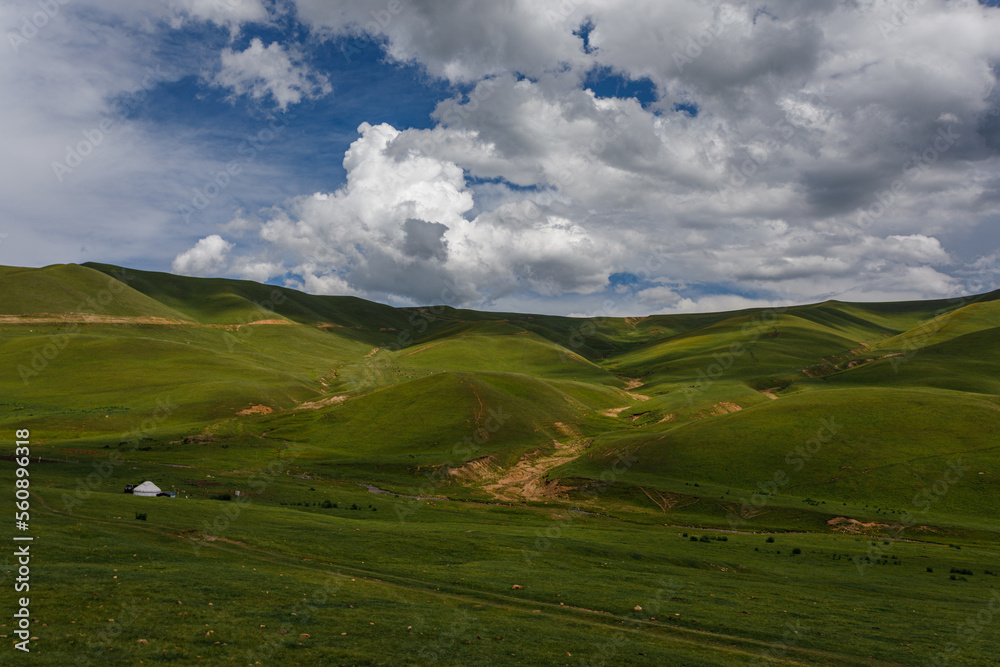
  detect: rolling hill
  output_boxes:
[2,263,998,666]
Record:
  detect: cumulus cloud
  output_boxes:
[243,0,1000,311]
[213,38,332,110]
[292,0,591,83]
[229,121,618,305]
[172,234,233,275]
[5,0,1000,315]
[168,0,271,32]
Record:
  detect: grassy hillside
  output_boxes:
[2,262,998,666]
[559,387,999,523]
[83,261,410,332]
[0,264,193,319]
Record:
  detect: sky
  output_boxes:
[2,0,1000,317]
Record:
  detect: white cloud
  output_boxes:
[264,0,1000,311]
[213,38,331,110]
[230,257,284,282]
[3,0,1000,314]
[224,121,623,304]
[293,0,591,84]
[168,0,270,33]
[172,234,233,275]
[636,285,683,309]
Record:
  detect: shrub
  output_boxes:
[321,500,333,508]
[950,568,973,576]
[211,493,232,501]
[926,567,933,573]
[766,537,775,543]
[699,536,711,543]
[350,503,359,510]
[791,548,801,555]
[690,536,698,542]
[134,512,147,521]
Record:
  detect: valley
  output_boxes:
[1,262,998,665]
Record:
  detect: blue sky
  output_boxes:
[2,1,1000,316]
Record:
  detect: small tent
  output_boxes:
[132,481,161,497]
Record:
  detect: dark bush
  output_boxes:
[766,537,775,543]
[690,536,698,542]
[791,548,801,555]
[926,567,933,573]
[699,536,711,543]
[134,512,147,521]
[211,493,232,501]
[321,500,333,508]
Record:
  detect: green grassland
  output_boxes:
[1,263,998,665]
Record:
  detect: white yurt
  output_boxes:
[132,481,162,497]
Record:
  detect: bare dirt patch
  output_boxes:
[400,341,445,357]
[216,319,291,331]
[449,455,498,481]
[620,381,651,401]
[243,318,288,326]
[295,395,348,410]
[658,413,676,424]
[827,517,889,533]
[0,313,193,325]
[713,402,742,415]
[759,388,780,400]
[452,437,593,502]
[601,406,631,418]
[553,421,581,438]
[236,404,273,416]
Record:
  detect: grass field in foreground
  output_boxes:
[11,470,999,667]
